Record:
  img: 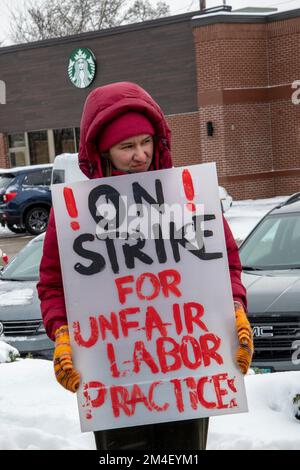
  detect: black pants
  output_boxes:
[94,418,209,451]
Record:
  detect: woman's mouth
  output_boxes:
[132,163,147,169]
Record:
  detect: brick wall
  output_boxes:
[268,18,300,196]
[274,174,300,196]
[193,23,269,91]
[267,18,300,85]
[198,103,273,179]
[198,105,226,175]
[222,178,275,201]
[166,112,202,167]
[224,103,273,176]
[271,100,300,171]
[192,15,300,199]
[0,134,9,168]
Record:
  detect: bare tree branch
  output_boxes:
[8,0,171,44]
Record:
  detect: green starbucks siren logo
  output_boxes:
[68,48,96,89]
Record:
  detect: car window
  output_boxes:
[43,168,53,186]
[52,169,65,185]
[0,175,15,191]
[22,169,52,187]
[257,218,281,244]
[240,213,300,269]
[290,216,300,243]
[0,238,44,281]
[23,171,45,186]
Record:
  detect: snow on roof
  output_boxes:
[234,7,278,13]
[192,4,300,20]
[0,163,53,174]
[0,288,34,307]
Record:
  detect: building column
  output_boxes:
[48,129,56,163]
[0,134,9,168]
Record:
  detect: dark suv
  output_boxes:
[239,192,300,372]
[0,164,53,235]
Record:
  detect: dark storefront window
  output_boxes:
[28,131,49,165]
[54,128,76,155]
[9,151,26,167]
[8,133,26,167]
[8,133,25,148]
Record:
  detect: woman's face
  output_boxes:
[108,134,154,173]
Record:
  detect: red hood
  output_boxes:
[78,82,173,179]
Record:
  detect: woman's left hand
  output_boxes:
[234,302,254,375]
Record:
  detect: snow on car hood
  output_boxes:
[0,280,36,306]
[0,280,41,322]
[242,271,300,314]
[0,288,34,306]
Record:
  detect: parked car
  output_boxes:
[239,192,300,372]
[0,164,53,235]
[0,232,53,359]
[51,153,88,185]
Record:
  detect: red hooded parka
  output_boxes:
[37,82,247,341]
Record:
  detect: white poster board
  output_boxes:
[51,162,248,433]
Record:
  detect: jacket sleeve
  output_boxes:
[222,215,248,311]
[37,209,68,341]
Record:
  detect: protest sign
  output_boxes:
[51,162,248,433]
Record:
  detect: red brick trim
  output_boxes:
[199,85,294,106]
[219,168,300,184]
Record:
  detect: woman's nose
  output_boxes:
[133,146,147,162]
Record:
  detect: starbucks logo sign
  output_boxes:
[68,48,96,89]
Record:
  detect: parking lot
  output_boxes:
[0,230,34,261]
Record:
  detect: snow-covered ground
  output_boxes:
[0,225,13,237]
[207,371,300,450]
[1,359,300,450]
[0,340,19,363]
[0,359,95,450]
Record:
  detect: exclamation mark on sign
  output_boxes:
[63,187,80,231]
[182,169,196,213]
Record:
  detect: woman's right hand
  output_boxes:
[53,325,81,393]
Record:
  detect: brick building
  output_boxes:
[0,6,299,199]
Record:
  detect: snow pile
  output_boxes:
[0,225,13,237]
[0,340,20,363]
[224,196,288,243]
[0,360,95,450]
[208,371,300,450]
[1,359,300,449]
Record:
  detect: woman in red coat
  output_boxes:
[37,81,253,450]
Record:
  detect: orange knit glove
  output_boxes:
[235,302,254,375]
[54,325,80,393]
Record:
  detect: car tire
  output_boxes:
[24,206,50,235]
[7,224,27,234]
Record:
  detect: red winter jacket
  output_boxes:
[37,82,247,341]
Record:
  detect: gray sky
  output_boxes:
[0,0,299,46]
